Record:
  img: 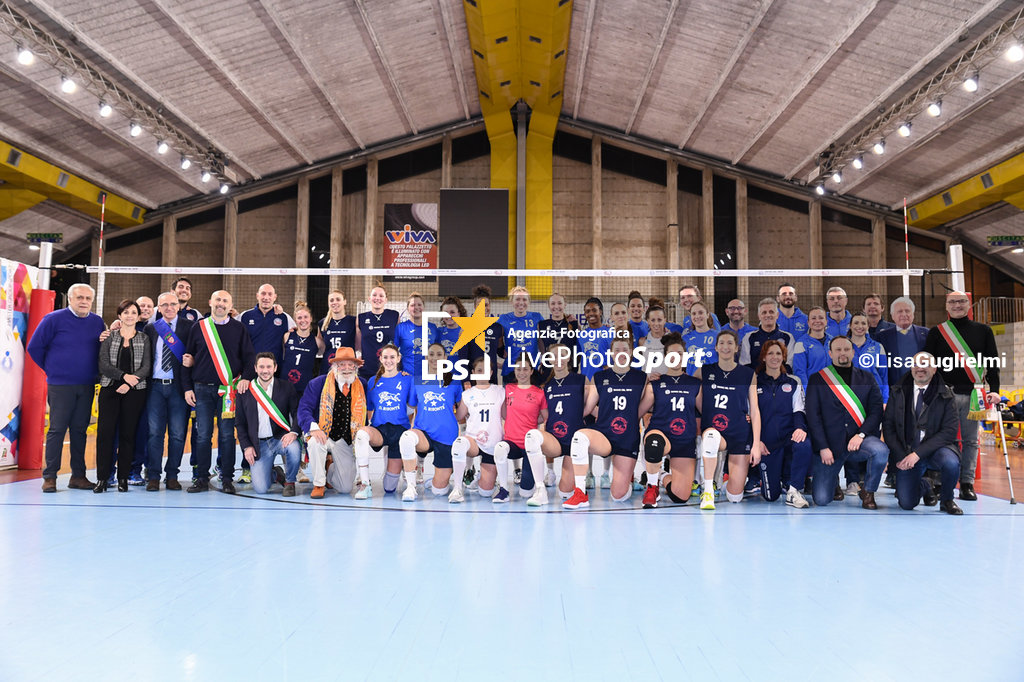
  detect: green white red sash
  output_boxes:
[937,320,983,383]
[250,380,290,431]
[199,317,238,417]
[819,366,865,427]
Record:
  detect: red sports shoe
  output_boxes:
[642,484,660,509]
[562,488,590,510]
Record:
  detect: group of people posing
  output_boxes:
[27,277,1000,515]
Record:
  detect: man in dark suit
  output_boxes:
[883,352,963,515]
[235,352,301,496]
[806,336,889,509]
[143,292,195,491]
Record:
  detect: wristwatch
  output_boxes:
[857,432,866,439]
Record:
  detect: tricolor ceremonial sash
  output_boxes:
[819,366,865,427]
[937,320,983,383]
[198,317,238,418]
[250,381,290,431]
[153,318,184,362]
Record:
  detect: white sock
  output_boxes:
[647,470,660,487]
[403,470,416,488]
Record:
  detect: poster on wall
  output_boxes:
[383,203,438,282]
[0,259,38,467]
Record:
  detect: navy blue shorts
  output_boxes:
[372,422,407,459]
[712,425,752,454]
[667,436,698,459]
[481,440,525,465]
[427,436,453,469]
[603,431,640,459]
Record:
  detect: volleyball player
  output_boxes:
[468,284,505,384]
[563,336,648,509]
[638,299,670,377]
[627,290,649,342]
[532,341,589,503]
[394,292,437,383]
[791,306,832,389]
[319,290,356,372]
[682,300,718,373]
[577,297,613,382]
[537,292,579,354]
[436,296,468,362]
[282,302,325,397]
[754,340,810,508]
[637,332,702,508]
[498,286,544,384]
[491,354,548,503]
[692,330,763,511]
[358,284,400,381]
[399,342,462,502]
[354,344,413,499]
[451,356,504,503]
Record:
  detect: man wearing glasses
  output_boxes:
[825,286,852,338]
[923,291,1000,501]
[725,299,756,343]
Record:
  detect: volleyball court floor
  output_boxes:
[2,453,1022,682]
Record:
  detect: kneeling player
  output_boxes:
[354,344,413,498]
[450,356,505,503]
[490,355,548,504]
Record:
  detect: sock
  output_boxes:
[647,470,660,487]
[403,470,416,489]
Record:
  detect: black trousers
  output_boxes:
[95,386,148,482]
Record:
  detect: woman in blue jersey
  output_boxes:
[450,356,505,503]
[563,336,648,509]
[394,292,437,382]
[530,341,590,500]
[436,296,467,362]
[682,301,719,373]
[577,297,614,382]
[627,290,649,342]
[692,329,763,511]
[848,312,889,402]
[791,306,832,388]
[358,284,400,380]
[319,290,357,373]
[498,286,544,384]
[353,344,413,499]
[398,342,463,502]
[637,332,702,508]
[468,284,505,384]
[282,302,325,396]
[754,340,810,508]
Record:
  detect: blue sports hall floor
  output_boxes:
[1,461,1022,682]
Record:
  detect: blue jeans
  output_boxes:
[147,381,190,481]
[250,436,302,494]
[812,435,889,506]
[43,383,93,480]
[192,383,238,482]
[896,446,961,509]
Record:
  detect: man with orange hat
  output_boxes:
[297,347,369,499]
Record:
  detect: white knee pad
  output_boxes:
[700,429,722,459]
[399,430,419,462]
[612,489,631,503]
[570,432,590,467]
[451,436,470,463]
[354,430,371,467]
[726,489,744,504]
[525,429,544,455]
[493,440,510,467]
[431,484,450,496]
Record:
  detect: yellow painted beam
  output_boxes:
[0,187,47,221]
[0,140,144,228]
[909,150,1024,229]
[1005,190,1024,211]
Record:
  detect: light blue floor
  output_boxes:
[1,472,1022,682]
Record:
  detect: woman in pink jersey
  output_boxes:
[490,355,548,504]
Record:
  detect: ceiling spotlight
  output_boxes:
[963,72,979,92]
[852,155,864,170]
[927,100,941,117]
[180,156,191,170]
[1006,42,1024,63]
[1013,247,1024,254]
[98,101,113,117]
[201,169,212,183]
[814,184,825,196]
[16,45,34,66]
[129,122,142,137]
[28,244,40,251]
[897,122,912,137]
[832,171,842,184]
[156,140,169,154]
[219,182,229,194]
[60,76,77,94]
[873,139,885,155]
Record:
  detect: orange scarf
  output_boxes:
[318,373,366,441]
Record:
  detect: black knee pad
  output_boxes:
[644,433,665,464]
[665,480,688,504]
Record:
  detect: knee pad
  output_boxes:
[354,430,371,466]
[525,429,544,455]
[493,440,510,467]
[700,429,722,459]
[431,484,450,497]
[726,489,744,503]
[478,485,495,498]
[382,471,400,493]
[399,430,419,462]
[644,432,666,464]
[570,432,590,467]
[451,436,469,463]
[612,489,631,503]
[665,481,688,504]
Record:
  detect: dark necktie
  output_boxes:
[914,388,925,419]
[162,339,174,372]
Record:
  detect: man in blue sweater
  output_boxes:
[27,283,106,492]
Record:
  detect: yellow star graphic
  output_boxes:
[451,300,499,354]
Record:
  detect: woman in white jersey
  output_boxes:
[450,356,505,502]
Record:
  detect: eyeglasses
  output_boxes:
[947,299,970,305]
[726,306,745,311]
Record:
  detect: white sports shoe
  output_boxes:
[402,486,417,502]
[845,481,861,496]
[354,482,372,500]
[544,468,556,487]
[448,487,464,504]
[527,486,549,507]
[599,472,611,489]
[786,485,809,509]
[700,490,716,511]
